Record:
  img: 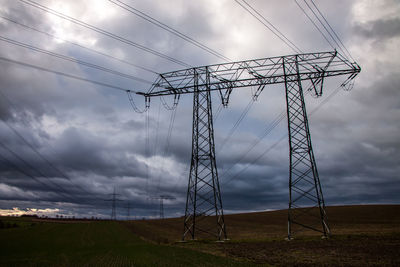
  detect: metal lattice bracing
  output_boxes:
[183,68,227,240]
[138,51,360,240]
[105,187,121,221]
[140,51,359,98]
[283,55,330,239]
[151,195,175,219]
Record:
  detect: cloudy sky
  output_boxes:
[0,0,399,219]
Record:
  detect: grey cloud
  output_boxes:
[0,0,399,219]
[353,17,400,40]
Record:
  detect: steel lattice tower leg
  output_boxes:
[183,68,227,241]
[283,56,330,239]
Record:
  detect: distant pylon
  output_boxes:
[151,195,175,219]
[104,187,122,220]
[126,202,131,220]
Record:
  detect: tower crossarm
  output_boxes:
[138,51,360,97]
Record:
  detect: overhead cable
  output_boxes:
[0,14,158,74]
[0,90,102,198]
[234,0,302,54]
[306,0,355,62]
[219,111,286,180]
[0,141,76,201]
[222,84,344,186]
[293,0,336,50]
[0,116,93,196]
[0,35,153,84]
[18,0,192,68]
[108,0,231,62]
[217,98,255,154]
[127,90,149,113]
[0,152,74,202]
[0,56,135,92]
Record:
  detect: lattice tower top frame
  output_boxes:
[137,50,360,99]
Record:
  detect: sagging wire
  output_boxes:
[127,90,150,113]
[341,78,355,91]
[145,105,150,201]
[154,103,178,198]
[160,94,180,110]
[214,103,223,123]
[340,64,360,91]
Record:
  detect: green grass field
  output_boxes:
[1,205,399,266]
[0,219,256,266]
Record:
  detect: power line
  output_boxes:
[239,0,303,53]
[234,0,302,54]
[218,81,316,176]
[301,0,345,56]
[125,201,131,220]
[219,111,286,180]
[0,152,73,201]
[142,51,360,239]
[222,84,344,186]
[145,105,150,198]
[108,0,231,62]
[0,152,56,193]
[307,0,355,62]
[218,82,313,179]
[127,91,149,113]
[153,100,162,159]
[217,98,255,154]
[104,187,122,220]
[0,14,158,74]
[0,56,135,92]
[154,106,177,197]
[213,103,224,123]
[0,140,76,201]
[293,0,336,50]
[222,134,286,186]
[0,35,153,84]
[18,0,192,68]
[0,113,93,196]
[0,90,105,200]
[150,195,175,219]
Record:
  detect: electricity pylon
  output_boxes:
[104,187,122,220]
[137,51,360,240]
[126,202,131,220]
[151,195,175,219]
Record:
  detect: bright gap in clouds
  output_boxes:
[0,207,60,217]
[46,0,117,46]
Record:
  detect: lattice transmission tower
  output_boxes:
[104,187,122,220]
[150,195,175,219]
[134,51,360,240]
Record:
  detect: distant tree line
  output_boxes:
[0,220,19,229]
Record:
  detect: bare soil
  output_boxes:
[123,205,400,266]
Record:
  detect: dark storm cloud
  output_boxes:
[0,0,399,219]
[353,17,400,40]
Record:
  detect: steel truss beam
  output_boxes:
[139,51,360,240]
[140,51,360,98]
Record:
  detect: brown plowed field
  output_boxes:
[123,205,400,266]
